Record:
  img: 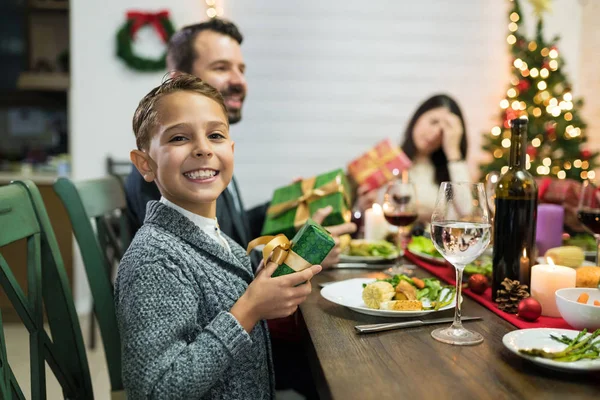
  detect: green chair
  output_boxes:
[54,176,130,396]
[0,180,93,399]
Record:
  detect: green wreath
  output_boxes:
[116,11,176,72]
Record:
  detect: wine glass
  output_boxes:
[577,180,600,264]
[430,182,491,346]
[382,182,418,275]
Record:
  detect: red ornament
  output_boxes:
[467,274,488,295]
[545,124,556,140]
[526,145,537,158]
[517,80,530,92]
[581,149,592,160]
[517,298,542,322]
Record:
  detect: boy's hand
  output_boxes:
[312,206,357,269]
[232,261,322,332]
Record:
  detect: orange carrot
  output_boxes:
[594,300,600,307]
[577,293,589,304]
[412,277,425,289]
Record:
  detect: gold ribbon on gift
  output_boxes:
[353,147,401,183]
[246,234,311,272]
[266,175,348,229]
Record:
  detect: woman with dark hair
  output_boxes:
[356,94,471,221]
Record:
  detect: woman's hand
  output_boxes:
[441,112,463,162]
[232,261,322,332]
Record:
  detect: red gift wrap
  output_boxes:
[347,139,412,191]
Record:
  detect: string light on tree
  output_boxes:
[481,0,598,181]
[205,0,224,18]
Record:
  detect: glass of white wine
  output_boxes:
[430,182,491,346]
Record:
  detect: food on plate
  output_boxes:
[464,256,492,278]
[380,300,423,311]
[339,234,352,252]
[519,329,600,362]
[544,246,584,268]
[564,234,596,252]
[577,292,590,304]
[394,280,417,300]
[362,274,455,310]
[362,281,395,309]
[408,236,442,258]
[345,239,399,258]
[574,292,600,306]
[576,266,600,288]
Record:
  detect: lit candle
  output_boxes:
[530,259,576,317]
[364,203,389,241]
[519,248,531,288]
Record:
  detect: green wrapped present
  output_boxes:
[247,219,336,277]
[261,168,352,238]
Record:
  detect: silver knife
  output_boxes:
[355,316,482,334]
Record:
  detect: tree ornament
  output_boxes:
[116,10,176,72]
[527,145,537,158]
[495,278,530,314]
[545,124,556,140]
[468,274,488,295]
[528,0,552,17]
[581,149,592,160]
[517,79,531,92]
[517,297,542,321]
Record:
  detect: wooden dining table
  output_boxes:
[299,267,599,400]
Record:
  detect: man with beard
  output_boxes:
[124,19,355,399]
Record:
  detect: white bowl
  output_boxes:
[555,288,600,330]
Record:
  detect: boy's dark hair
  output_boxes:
[167,19,243,74]
[132,73,227,150]
[400,94,468,184]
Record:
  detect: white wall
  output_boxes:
[70,0,587,311]
[70,0,206,312]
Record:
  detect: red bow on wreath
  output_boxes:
[127,10,170,43]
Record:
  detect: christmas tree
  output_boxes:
[481,0,598,181]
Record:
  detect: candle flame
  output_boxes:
[372,203,383,215]
[522,248,527,258]
[546,257,555,266]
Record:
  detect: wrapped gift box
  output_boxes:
[261,168,351,238]
[347,138,412,191]
[271,219,335,277]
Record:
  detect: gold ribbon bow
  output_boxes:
[266,175,347,229]
[246,234,310,272]
[354,147,401,183]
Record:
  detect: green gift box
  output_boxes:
[261,168,352,238]
[272,219,336,278]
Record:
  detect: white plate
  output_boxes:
[407,249,447,266]
[535,257,595,267]
[320,278,456,318]
[503,328,600,372]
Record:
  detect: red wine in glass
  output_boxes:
[384,212,418,227]
[577,209,600,234]
[577,180,600,264]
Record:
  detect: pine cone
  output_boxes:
[495,278,530,313]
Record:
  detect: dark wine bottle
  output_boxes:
[492,118,538,301]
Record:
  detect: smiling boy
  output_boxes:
[115,74,321,399]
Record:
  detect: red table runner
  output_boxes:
[404,250,573,330]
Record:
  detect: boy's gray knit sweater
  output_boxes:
[115,201,274,399]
